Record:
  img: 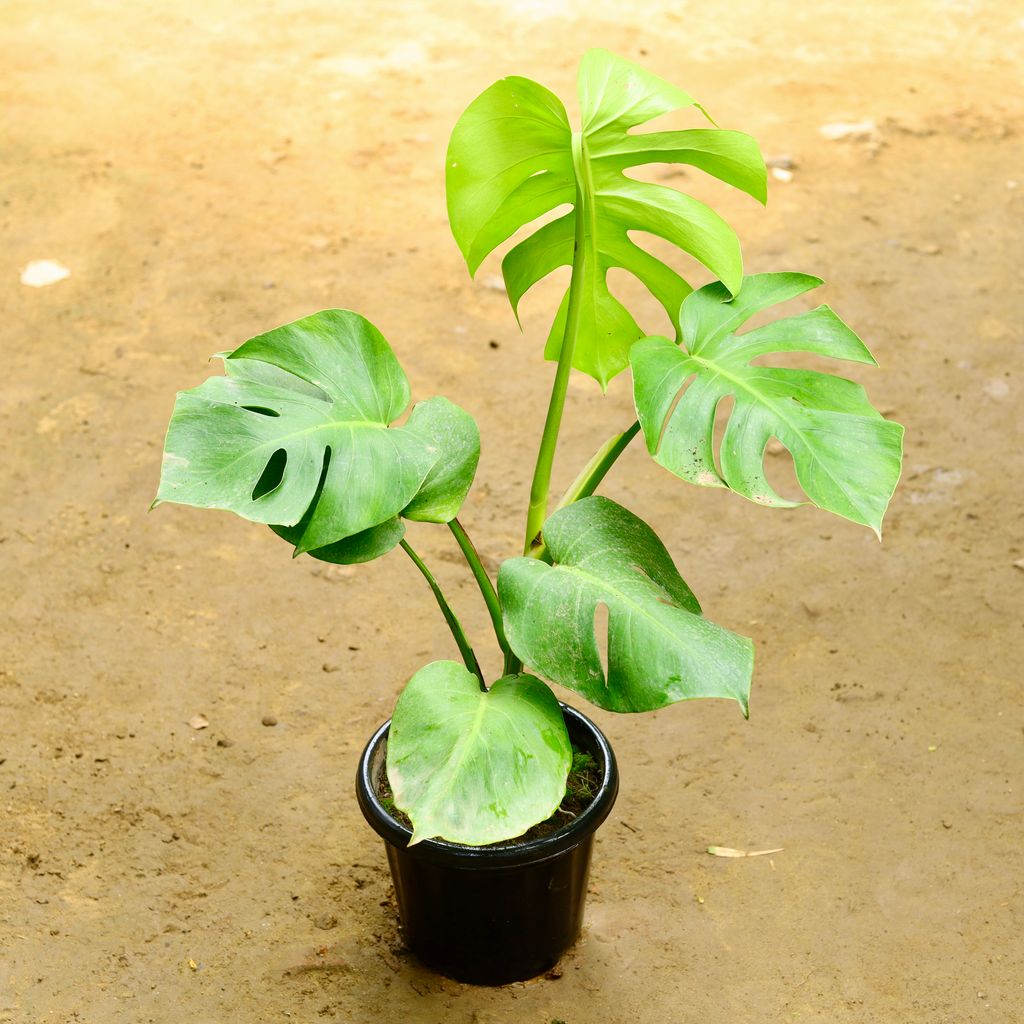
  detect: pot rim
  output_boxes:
[356,702,619,868]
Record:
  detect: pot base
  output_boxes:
[357,704,618,986]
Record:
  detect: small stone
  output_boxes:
[261,715,278,727]
[314,913,338,930]
[819,120,877,141]
[188,715,209,730]
[770,167,793,183]
[216,737,235,748]
[21,260,71,288]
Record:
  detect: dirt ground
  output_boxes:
[2,1,1022,1020]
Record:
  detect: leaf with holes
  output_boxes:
[154,309,478,554]
[631,273,905,535]
[446,48,765,388]
[498,496,753,714]
[387,661,572,845]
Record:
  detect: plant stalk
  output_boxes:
[447,518,513,673]
[555,420,641,512]
[522,137,590,556]
[521,420,642,565]
[400,538,485,690]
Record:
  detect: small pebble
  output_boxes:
[21,259,71,288]
[262,715,278,727]
[819,119,877,141]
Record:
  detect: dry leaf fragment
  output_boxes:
[188,715,209,730]
[707,845,784,858]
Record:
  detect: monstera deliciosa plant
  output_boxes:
[155,50,903,847]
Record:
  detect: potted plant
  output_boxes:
[153,50,904,985]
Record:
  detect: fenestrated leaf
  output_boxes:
[155,310,479,556]
[631,273,905,535]
[387,661,571,846]
[446,48,765,388]
[499,496,753,714]
[402,396,480,523]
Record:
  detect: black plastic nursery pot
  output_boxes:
[356,703,619,986]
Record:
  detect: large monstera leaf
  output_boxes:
[446,48,766,388]
[499,496,753,714]
[155,310,479,559]
[630,273,904,536]
[387,661,572,846]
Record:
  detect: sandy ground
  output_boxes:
[2,1,1023,1020]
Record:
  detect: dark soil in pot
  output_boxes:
[356,703,619,986]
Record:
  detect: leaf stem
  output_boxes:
[524,421,642,564]
[556,420,641,512]
[447,518,513,672]
[523,135,590,556]
[400,538,485,690]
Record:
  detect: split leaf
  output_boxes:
[155,310,479,559]
[631,273,904,535]
[499,496,753,714]
[446,49,765,387]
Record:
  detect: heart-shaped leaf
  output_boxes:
[446,48,765,388]
[387,661,571,846]
[499,496,753,714]
[155,310,479,555]
[631,273,905,536]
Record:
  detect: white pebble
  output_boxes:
[20,259,71,288]
[819,120,877,141]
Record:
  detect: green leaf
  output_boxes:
[402,396,480,523]
[271,514,405,565]
[387,661,571,846]
[631,273,905,535]
[446,49,765,388]
[155,310,478,556]
[499,496,753,714]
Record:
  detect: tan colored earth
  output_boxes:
[2,1,1022,1020]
